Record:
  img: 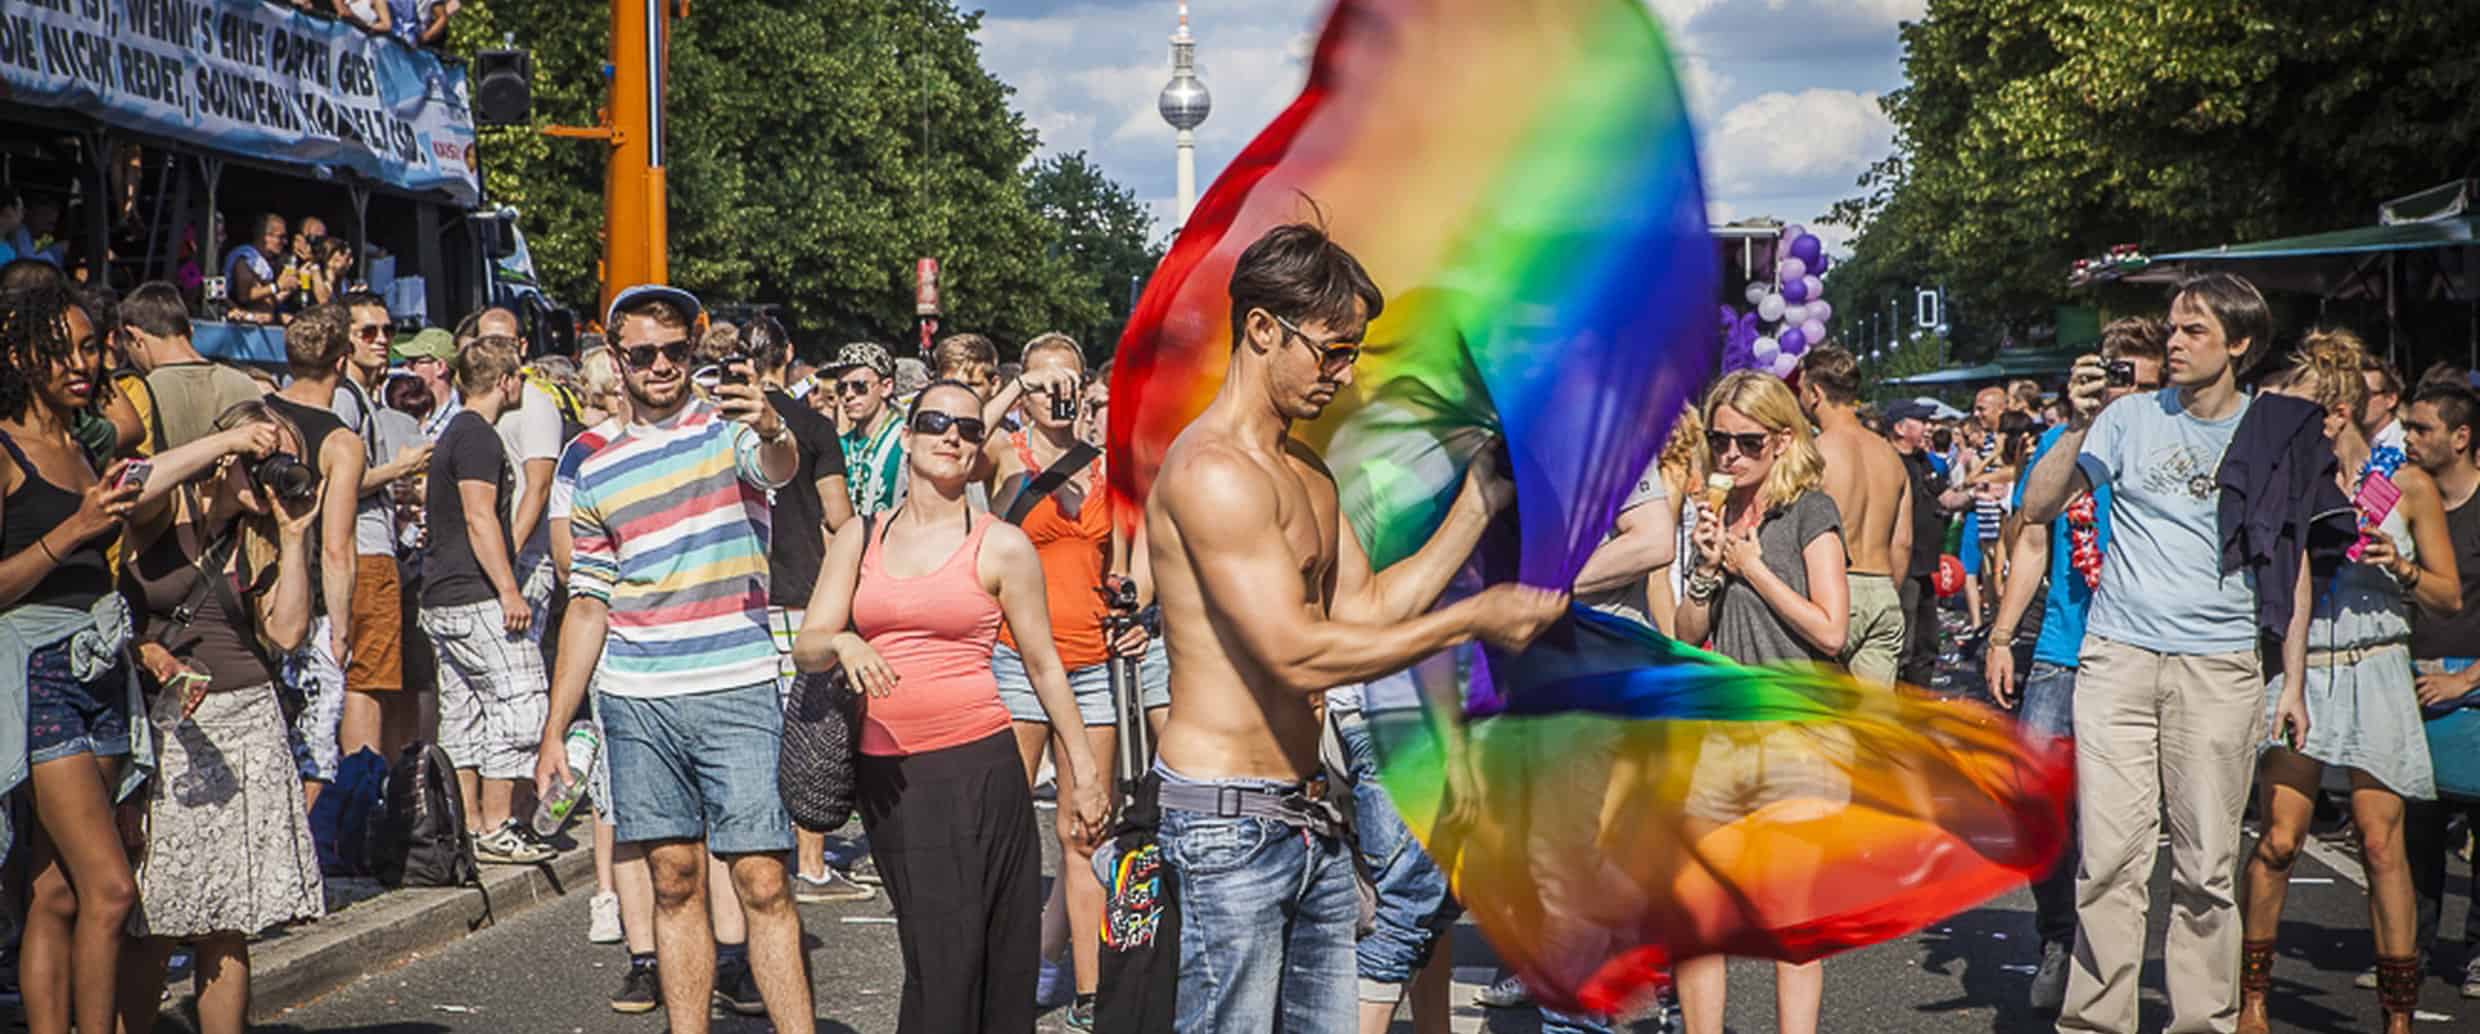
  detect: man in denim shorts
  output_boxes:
[536,285,810,1034]
[1126,224,1563,1032]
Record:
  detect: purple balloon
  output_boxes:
[1814,253,1831,274]
[1801,318,1828,343]
[1778,256,1808,282]
[1783,223,1807,242]
[1802,274,1823,299]
[1790,233,1823,265]
[1780,327,1808,354]
[1781,278,1810,304]
[1769,351,1801,378]
[1809,299,1834,323]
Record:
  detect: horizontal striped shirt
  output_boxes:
[569,401,787,698]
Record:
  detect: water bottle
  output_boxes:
[531,720,601,836]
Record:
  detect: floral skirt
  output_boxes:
[127,683,326,939]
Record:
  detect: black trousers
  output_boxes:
[2405,795,2480,952]
[1897,574,1942,689]
[859,729,1042,1034]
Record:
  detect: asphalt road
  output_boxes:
[146,797,2471,1034]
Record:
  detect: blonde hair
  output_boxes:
[577,345,623,402]
[1658,400,1707,488]
[2266,328,2369,423]
[206,400,306,643]
[1702,370,1824,509]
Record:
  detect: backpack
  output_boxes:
[370,741,483,891]
[312,747,390,877]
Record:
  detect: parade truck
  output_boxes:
[0,0,551,362]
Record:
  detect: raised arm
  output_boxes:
[1329,446,1508,625]
[2023,358,2109,523]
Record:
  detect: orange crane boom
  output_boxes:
[544,0,680,320]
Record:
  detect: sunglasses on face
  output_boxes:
[622,339,694,370]
[1707,431,1771,457]
[1270,314,1363,371]
[910,410,987,444]
[836,379,878,397]
[352,324,389,342]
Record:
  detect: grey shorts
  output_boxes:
[419,599,549,780]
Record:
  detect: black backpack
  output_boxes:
[370,741,483,891]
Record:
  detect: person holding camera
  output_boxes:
[116,400,329,1034]
[420,337,554,865]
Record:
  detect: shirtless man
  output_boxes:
[1798,344,1912,684]
[1140,224,1567,1032]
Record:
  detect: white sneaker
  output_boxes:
[588,891,623,944]
[475,826,555,865]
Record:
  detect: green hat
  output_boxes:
[391,328,456,363]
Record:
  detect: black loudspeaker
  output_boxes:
[473,49,532,127]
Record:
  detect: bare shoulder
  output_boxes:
[1158,434,1279,527]
[977,518,1042,584]
[2394,463,2442,508]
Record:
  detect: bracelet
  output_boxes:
[34,538,61,565]
[1685,569,1722,602]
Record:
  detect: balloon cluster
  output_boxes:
[1720,225,1833,378]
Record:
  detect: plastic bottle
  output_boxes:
[531,720,601,836]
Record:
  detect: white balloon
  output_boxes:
[1752,336,1780,364]
[1802,274,1824,299]
[1784,223,1808,242]
[1782,303,1809,326]
[1779,256,1808,282]
[1744,282,1769,305]
[1809,299,1834,323]
[1769,351,1801,378]
[1757,294,1786,322]
[1801,318,1829,343]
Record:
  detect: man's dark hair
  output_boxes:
[1800,343,1861,404]
[2099,316,2169,363]
[742,314,793,372]
[285,304,352,373]
[2169,273,2273,376]
[0,258,67,293]
[2416,361,2469,393]
[1226,222,1384,352]
[2364,354,2405,397]
[254,211,284,238]
[120,281,193,339]
[2413,382,2480,457]
[0,279,102,420]
[340,290,389,315]
[933,333,999,375]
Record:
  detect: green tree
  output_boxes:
[1827,0,2480,354]
[1026,150,1162,357]
[460,0,1150,355]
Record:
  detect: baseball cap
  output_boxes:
[605,283,705,332]
[391,327,456,363]
[1883,399,1938,424]
[825,341,894,379]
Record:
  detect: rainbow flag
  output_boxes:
[1109,0,2072,1016]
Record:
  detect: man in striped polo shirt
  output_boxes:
[536,285,812,1034]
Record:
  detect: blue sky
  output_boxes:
[969,0,1919,252]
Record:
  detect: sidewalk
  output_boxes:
[167,844,596,1024]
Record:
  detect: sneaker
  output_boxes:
[847,854,883,886]
[610,959,660,1014]
[474,826,555,865]
[713,956,766,1016]
[1065,993,1097,1031]
[1036,955,1074,1010]
[792,868,877,904]
[2462,952,2480,998]
[2030,940,2070,1012]
[2356,965,2380,990]
[588,891,623,944]
[1477,973,1531,1009]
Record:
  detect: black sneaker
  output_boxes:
[610,959,661,1014]
[713,956,766,1016]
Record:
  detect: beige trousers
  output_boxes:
[2056,636,2264,1034]
[1842,573,1906,686]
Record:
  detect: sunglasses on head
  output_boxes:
[910,410,987,444]
[622,339,694,370]
[1707,431,1771,457]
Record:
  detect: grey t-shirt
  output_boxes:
[333,380,423,556]
[1580,458,1668,627]
[1691,489,1843,665]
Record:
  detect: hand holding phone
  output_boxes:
[112,460,153,495]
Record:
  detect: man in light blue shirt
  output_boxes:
[2019,273,2309,1034]
[1984,320,2165,1013]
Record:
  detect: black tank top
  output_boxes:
[0,429,113,610]
[2411,493,2480,661]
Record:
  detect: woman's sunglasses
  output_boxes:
[1707,431,1771,457]
[910,410,988,444]
[622,340,693,370]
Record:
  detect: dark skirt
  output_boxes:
[859,729,1041,1034]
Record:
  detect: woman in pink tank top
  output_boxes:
[792,381,1108,1034]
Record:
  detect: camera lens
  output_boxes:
[251,454,318,503]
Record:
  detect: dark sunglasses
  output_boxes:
[352,324,390,341]
[1271,314,1363,371]
[622,339,694,370]
[835,379,878,396]
[910,410,988,444]
[1707,431,1771,457]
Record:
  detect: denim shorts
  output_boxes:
[1138,636,1169,712]
[599,681,793,855]
[993,642,1114,726]
[2020,661,2079,744]
[26,639,130,765]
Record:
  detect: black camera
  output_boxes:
[719,352,751,387]
[2105,360,2136,388]
[250,453,318,504]
[1051,392,1078,422]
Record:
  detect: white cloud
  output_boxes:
[1704,88,1892,198]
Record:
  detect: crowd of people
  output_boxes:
[271,0,459,49]
[2,221,2479,1034]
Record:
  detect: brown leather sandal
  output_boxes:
[2375,953,2422,1024]
[2237,939,2277,1034]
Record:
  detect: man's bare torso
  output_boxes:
[1818,423,1908,577]
[1145,422,1339,782]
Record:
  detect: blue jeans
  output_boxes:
[1144,764,1357,1034]
[1333,707,1461,999]
[2020,661,2081,948]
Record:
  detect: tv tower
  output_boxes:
[1158,3,1211,228]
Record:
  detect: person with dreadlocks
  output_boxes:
[0,279,283,1034]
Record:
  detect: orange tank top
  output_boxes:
[851,511,1011,756]
[995,435,1113,669]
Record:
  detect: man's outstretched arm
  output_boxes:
[1330,446,1511,626]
